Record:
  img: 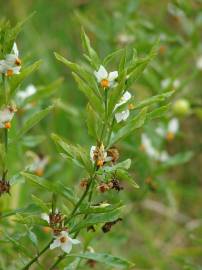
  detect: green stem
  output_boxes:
[99,90,108,143]
[21,240,52,270]
[106,117,115,148]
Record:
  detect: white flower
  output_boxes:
[196,56,202,70]
[156,118,179,141]
[17,84,37,101]
[41,213,50,223]
[0,43,21,76]
[50,231,80,254]
[90,144,111,167]
[41,208,59,224]
[114,91,132,123]
[158,151,170,162]
[26,151,49,176]
[115,110,130,123]
[141,134,158,159]
[141,134,169,162]
[94,65,118,88]
[0,106,16,129]
[161,78,180,89]
[117,33,134,45]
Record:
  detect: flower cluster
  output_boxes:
[0,43,21,77]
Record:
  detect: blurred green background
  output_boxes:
[1,0,202,269]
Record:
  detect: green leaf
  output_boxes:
[116,169,139,189]
[21,172,77,205]
[79,202,123,215]
[100,159,131,173]
[126,40,159,87]
[4,12,36,54]
[10,106,53,143]
[68,252,134,269]
[0,204,41,219]
[81,28,100,68]
[86,104,100,139]
[147,104,170,120]
[71,208,121,233]
[9,60,42,99]
[51,133,93,173]
[110,108,147,146]
[54,52,101,99]
[103,48,125,66]
[133,91,174,110]
[31,195,50,212]
[72,72,103,114]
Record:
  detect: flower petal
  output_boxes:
[41,213,49,223]
[108,71,118,82]
[90,146,96,162]
[70,238,81,245]
[50,239,61,250]
[115,110,130,123]
[168,118,179,134]
[61,241,72,253]
[12,43,19,57]
[94,65,108,82]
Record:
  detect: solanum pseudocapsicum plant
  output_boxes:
[20,29,173,269]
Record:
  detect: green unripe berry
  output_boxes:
[173,99,190,116]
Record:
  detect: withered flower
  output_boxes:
[102,218,122,233]
[109,178,123,192]
[107,147,119,163]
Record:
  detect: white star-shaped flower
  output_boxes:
[141,134,169,162]
[17,84,37,101]
[50,231,80,254]
[90,144,111,167]
[156,118,179,141]
[114,91,132,123]
[26,151,49,176]
[94,65,118,88]
[0,106,16,129]
[0,43,21,77]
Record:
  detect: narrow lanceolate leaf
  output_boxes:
[54,52,101,98]
[86,104,100,139]
[21,172,76,205]
[146,104,170,120]
[51,133,93,173]
[10,106,53,143]
[71,208,121,233]
[126,40,159,87]
[68,252,135,269]
[72,72,103,114]
[9,60,42,99]
[100,159,131,173]
[133,91,174,110]
[0,204,41,219]
[81,28,100,69]
[4,12,36,54]
[110,108,147,146]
